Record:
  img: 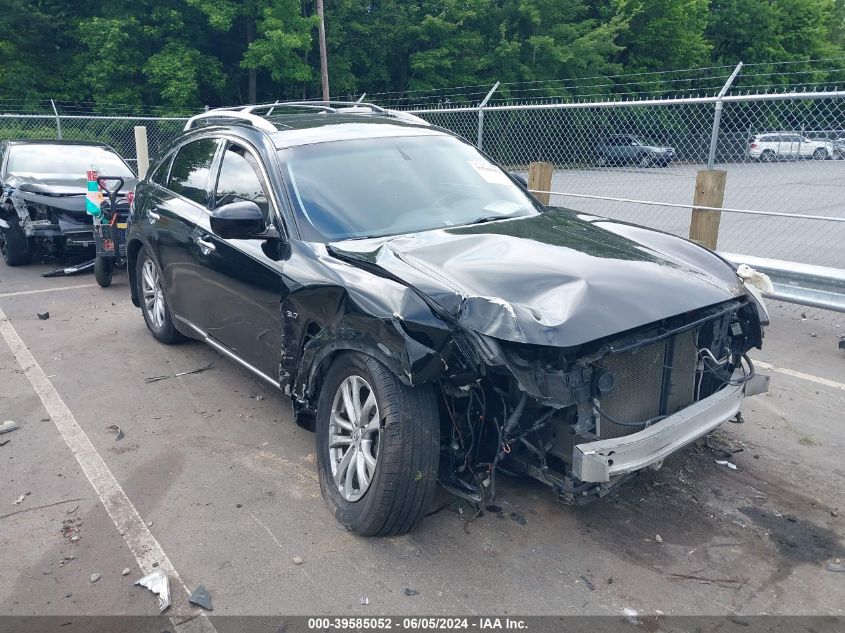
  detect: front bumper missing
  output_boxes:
[572,371,769,483]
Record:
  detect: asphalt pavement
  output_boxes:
[1,261,844,623]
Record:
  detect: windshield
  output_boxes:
[7,144,134,177]
[279,135,539,241]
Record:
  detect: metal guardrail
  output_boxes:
[721,252,845,313]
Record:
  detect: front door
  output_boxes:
[190,140,285,381]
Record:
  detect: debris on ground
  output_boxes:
[0,420,19,435]
[37,311,50,320]
[14,495,25,505]
[145,362,215,383]
[669,573,744,587]
[360,597,369,605]
[90,573,101,583]
[509,511,527,526]
[579,575,595,591]
[0,439,10,447]
[827,560,845,573]
[122,568,131,576]
[188,585,213,611]
[622,608,639,624]
[104,424,124,441]
[291,556,303,565]
[135,570,171,613]
[715,460,738,470]
[655,534,664,544]
[404,588,419,596]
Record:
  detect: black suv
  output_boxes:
[128,101,767,536]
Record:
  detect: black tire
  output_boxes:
[316,352,440,536]
[813,148,828,160]
[135,246,184,344]
[94,256,114,287]
[760,150,775,163]
[597,154,608,167]
[1,215,32,266]
[638,154,652,168]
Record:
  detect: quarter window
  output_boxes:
[214,143,270,219]
[168,139,218,205]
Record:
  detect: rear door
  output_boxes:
[140,137,220,321]
[189,139,285,380]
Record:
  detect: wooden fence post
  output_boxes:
[689,169,727,250]
[134,126,150,179]
[527,161,553,206]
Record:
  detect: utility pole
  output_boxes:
[316,0,330,101]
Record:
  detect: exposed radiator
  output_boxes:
[596,330,698,439]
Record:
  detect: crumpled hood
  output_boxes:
[329,209,744,348]
[5,173,138,213]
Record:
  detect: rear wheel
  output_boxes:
[136,246,184,344]
[316,352,439,536]
[638,154,652,168]
[597,154,608,167]
[94,256,114,287]
[760,150,775,163]
[1,215,32,266]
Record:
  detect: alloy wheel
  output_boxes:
[328,374,380,502]
[141,258,166,330]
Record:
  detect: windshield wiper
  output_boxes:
[467,213,520,225]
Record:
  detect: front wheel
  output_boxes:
[94,256,114,287]
[316,352,439,536]
[813,148,828,160]
[1,215,32,266]
[136,246,184,344]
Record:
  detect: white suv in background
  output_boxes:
[748,132,835,161]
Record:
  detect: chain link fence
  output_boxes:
[406,93,845,275]
[0,113,187,170]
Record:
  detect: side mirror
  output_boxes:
[210,200,266,240]
[509,172,528,187]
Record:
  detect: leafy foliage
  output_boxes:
[0,0,842,110]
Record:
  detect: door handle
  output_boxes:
[194,235,216,255]
[148,210,161,223]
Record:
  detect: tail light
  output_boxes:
[750,143,758,149]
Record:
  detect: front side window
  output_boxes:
[280,135,539,242]
[214,144,269,219]
[168,139,218,205]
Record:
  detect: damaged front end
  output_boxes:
[0,180,97,257]
[296,209,770,506]
[438,297,768,505]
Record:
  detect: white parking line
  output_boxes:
[0,283,96,299]
[0,306,215,629]
[755,359,845,392]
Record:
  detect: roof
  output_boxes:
[266,114,445,149]
[182,102,446,150]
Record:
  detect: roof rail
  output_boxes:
[183,108,278,132]
[183,100,431,132]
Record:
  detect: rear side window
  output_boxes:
[168,139,218,205]
[213,143,270,220]
[147,153,173,186]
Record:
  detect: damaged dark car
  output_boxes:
[0,140,136,266]
[126,102,770,536]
